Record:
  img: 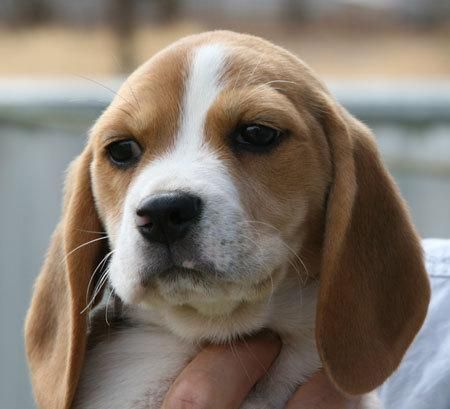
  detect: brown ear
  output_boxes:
[316,97,430,395]
[25,148,107,409]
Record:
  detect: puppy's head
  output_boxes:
[25,31,430,408]
[93,35,331,338]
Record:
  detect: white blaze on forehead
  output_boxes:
[127,43,237,201]
[179,44,227,151]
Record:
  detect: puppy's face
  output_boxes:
[90,32,331,340]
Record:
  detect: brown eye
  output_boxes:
[106,139,142,167]
[233,124,282,152]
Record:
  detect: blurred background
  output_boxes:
[1,1,449,408]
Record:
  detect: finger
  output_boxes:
[162,332,281,409]
[285,371,361,409]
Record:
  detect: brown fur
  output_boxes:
[25,150,107,408]
[25,31,430,408]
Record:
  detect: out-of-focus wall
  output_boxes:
[2,0,450,24]
[0,127,85,409]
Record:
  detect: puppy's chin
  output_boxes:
[120,268,285,342]
[160,298,271,343]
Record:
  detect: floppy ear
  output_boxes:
[25,148,107,409]
[315,97,430,395]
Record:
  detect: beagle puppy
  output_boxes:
[25,31,430,409]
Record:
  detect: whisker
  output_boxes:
[116,106,137,121]
[237,231,274,306]
[232,52,263,95]
[243,221,308,293]
[247,54,265,86]
[239,220,310,278]
[81,267,110,314]
[94,270,110,300]
[75,229,109,235]
[268,273,275,307]
[242,79,298,102]
[75,74,133,106]
[84,250,115,309]
[126,79,141,112]
[105,288,115,326]
[238,220,307,306]
[230,63,245,94]
[62,236,110,266]
[262,79,298,87]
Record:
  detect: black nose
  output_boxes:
[136,192,203,244]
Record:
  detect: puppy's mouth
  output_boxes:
[135,262,280,318]
[143,263,230,300]
[144,268,282,342]
[141,261,222,290]
[110,251,287,340]
[157,265,212,282]
[110,234,288,321]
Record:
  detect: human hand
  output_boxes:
[162,332,360,409]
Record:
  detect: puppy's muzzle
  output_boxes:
[136,192,203,245]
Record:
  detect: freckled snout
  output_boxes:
[136,192,203,245]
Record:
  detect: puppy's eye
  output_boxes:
[106,139,142,167]
[233,124,282,152]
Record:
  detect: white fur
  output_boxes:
[73,326,198,409]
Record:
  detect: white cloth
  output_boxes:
[379,239,450,408]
